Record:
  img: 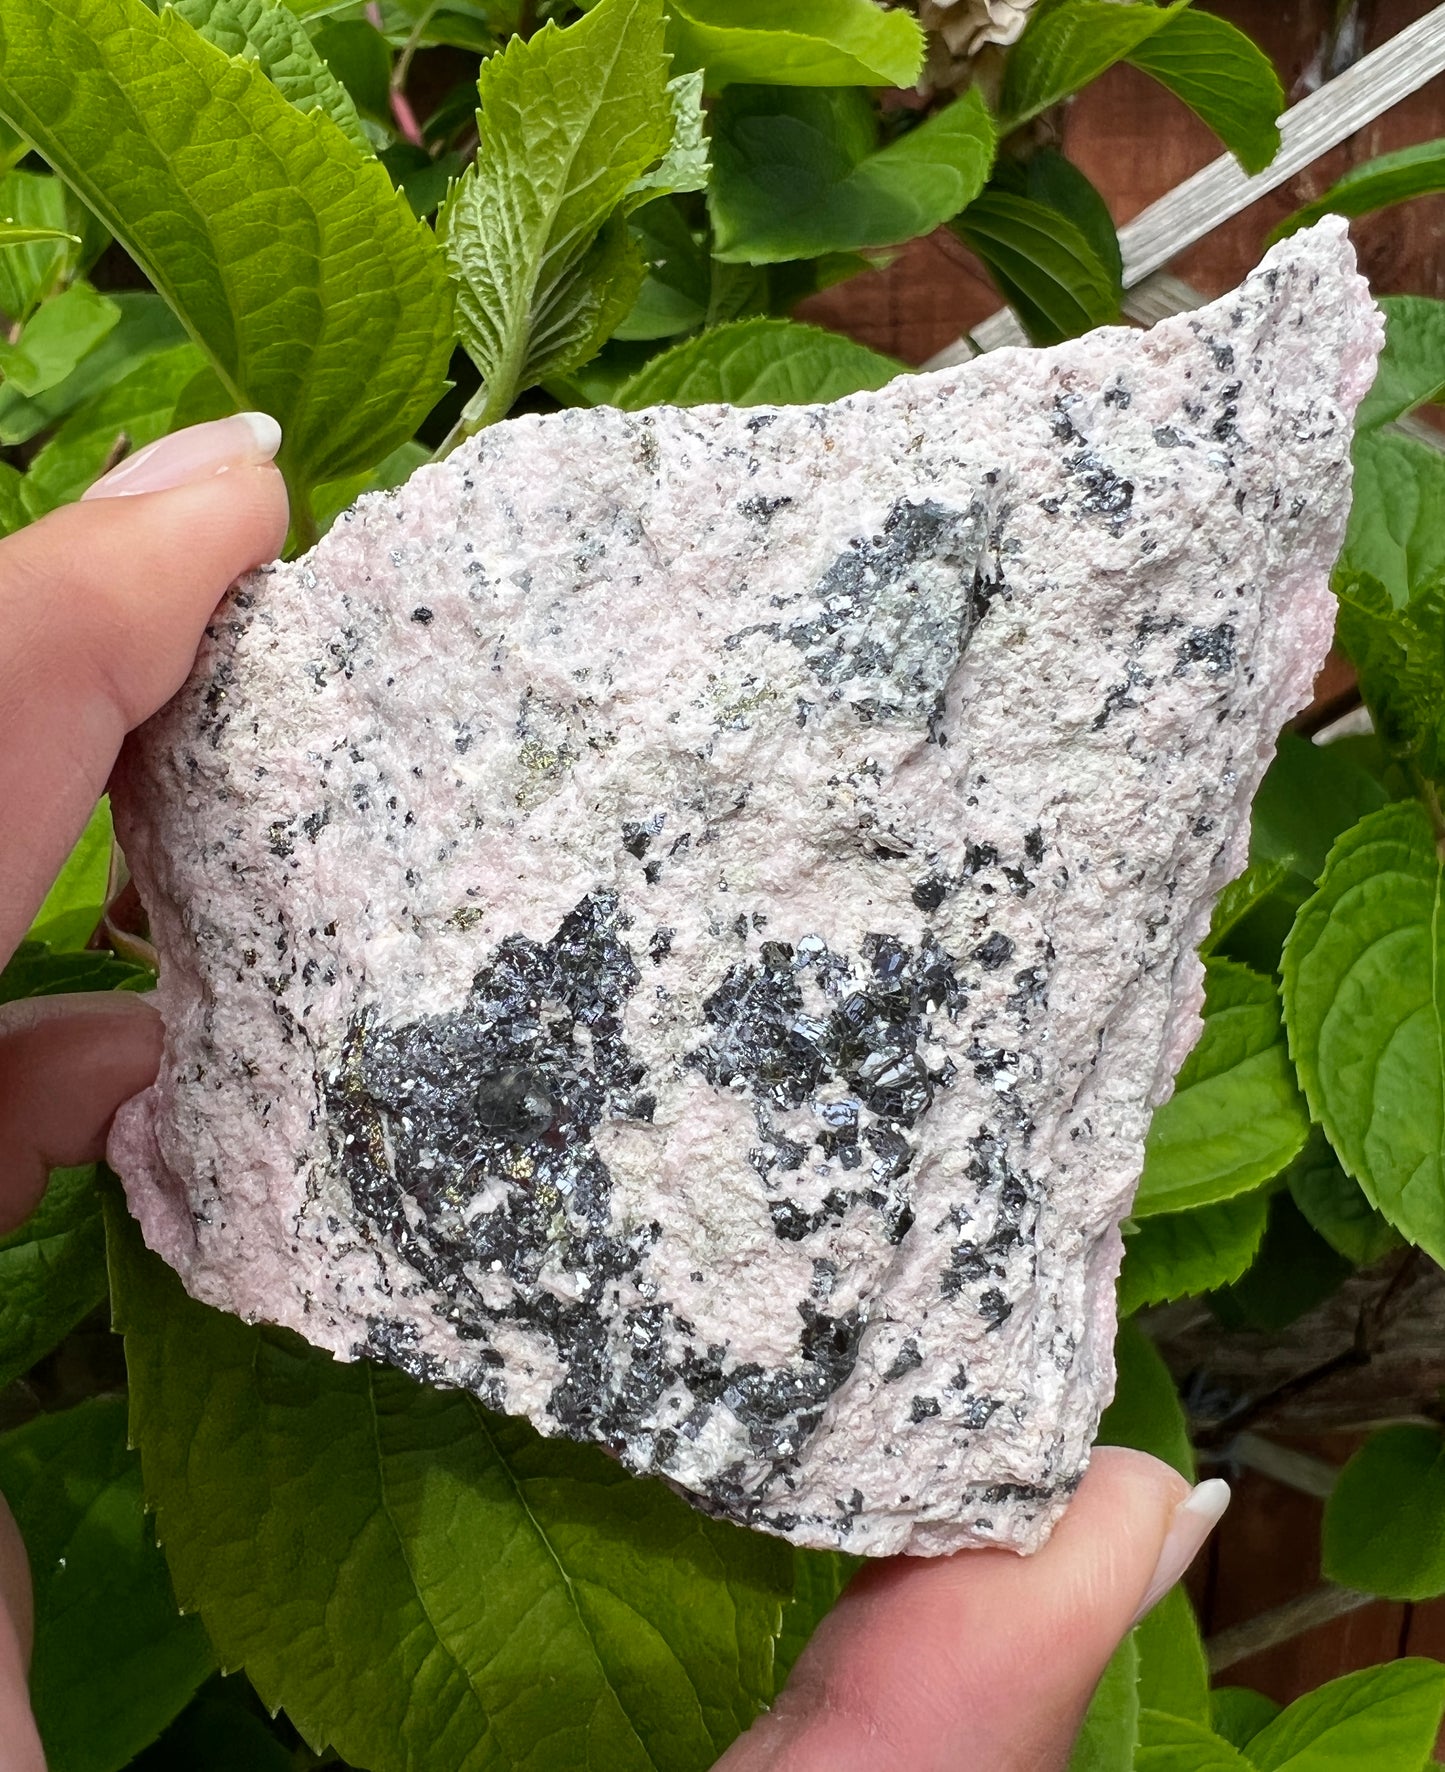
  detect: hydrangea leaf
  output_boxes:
[1247,1660,1445,1771]
[1282,800,1445,1263]
[27,794,113,952]
[615,316,901,408]
[1357,295,1445,432]
[0,1397,216,1772]
[0,1165,108,1392]
[1135,959,1309,1219]
[1118,1190,1270,1315]
[666,0,923,91]
[1323,1426,1445,1602]
[709,85,994,265]
[106,1186,796,1772]
[0,0,454,489]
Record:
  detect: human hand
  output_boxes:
[0,413,289,1770]
[0,418,1227,1772]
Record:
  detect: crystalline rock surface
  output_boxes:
[110,221,1381,1556]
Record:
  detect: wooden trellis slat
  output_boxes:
[925,4,1445,368]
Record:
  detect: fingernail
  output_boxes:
[1130,1478,1231,1626]
[83,412,282,500]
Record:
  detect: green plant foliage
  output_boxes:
[1246,1659,1445,1769]
[615,316,902,407]
[1336,573,1445,782]
[1069,1632,1141,1772]
[0,279,118,396]
[1097,1320,1194,1480]
[173,0,372,154]
[0,220,77,248]
[1211,1686,1282,1752]
[0,940,152,1003]
[0,1166,108,1392]
[21,342,229,518]
[1209,1193,1354,1334]
[1341,432,1445,608]
[26,795,113,951]
[1276,138,1445,238]
[1137,1587,1211,1726]
[1358,295,1445,431]
[708,85,994,263]
[1283,799,1445,1263]
[0,0,455,494]
[1203,860,1292,957]
[773,1549,857,1684]
[311,18,395,121]
[992,147,1123,292]
[107,1188,801,1772]
[0,1397,216,1772]
[1135,1711,1254,1770]
[438,0,688,431]
[131,1676,293,1772]
[1000,0,1193,130]
[953,187,1120,344]
[1251,732,1391,891]
[1286,1123,1402,1268]
[615,197,711,341]
[999,0,1282,172]
[665,0,924,91]
[1323,1426,1445,1602]
[0,169,75,321]
[1118,1190,1271,1315]
[0,290,188,447]
[1122,10,1282,176]
[1135,959,1309,1218]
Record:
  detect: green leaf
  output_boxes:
[0,276,118,396]
[614,197,710,342]
[666,0,924,91]
[0,0,454,491]
[1247,1660,1445,1771]
[0,1397,215,1772]
[993,147,1122,292]
[311,18,394,120]
[1136,958,1310,1217]
[1069,1632,1140,1772]
[1124,10,1282,176]
[1282,799,1445,1263]
[1136,1711,1256,1771]
[22,341,229,518]
[1118,1190,1270,1315]
[1323,1426,1445,1602]
[0,939,152,1004]
[629,70,710,208]
[1287,1122,1402,1268]
[999,0,1190,131]
[171,0,372,155]
[1252,732,1391,890]
[0,220,77,247]
[1336,573,1445,783]
[1097,1319,1194,1482]
[106,1187,796,1772]
[438,0,676,430]
[131,1676,293,1772]
[0,169,73,321]
[1210,1192,1353,1333]
[0,1166,108,1391]
[953,187,1120,345]
[1341,431,1445,608]
[774,1550,857,1685]
[615,316,902,408]
[1136,1585,1210,1726]
[0,458,23,535]
[0,289,187,447]
[1276,138,1445,239]
[1203,859,1293,958]
[1212,1686,1283,1752]
[27,795,113,951]
[709,86,994,264]
[1358,296,1445,432]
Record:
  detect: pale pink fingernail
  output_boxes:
[83,412,282,500]
[1130,1478,1231,1626]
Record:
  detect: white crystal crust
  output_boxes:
[110,222,1380,1555]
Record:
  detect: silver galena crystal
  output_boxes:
[110,221,1381,1556]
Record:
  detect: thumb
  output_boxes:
[0,1496,43,1772]
[718,1448,1228,1772]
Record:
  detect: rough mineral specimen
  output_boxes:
[109,220,1380,1556]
